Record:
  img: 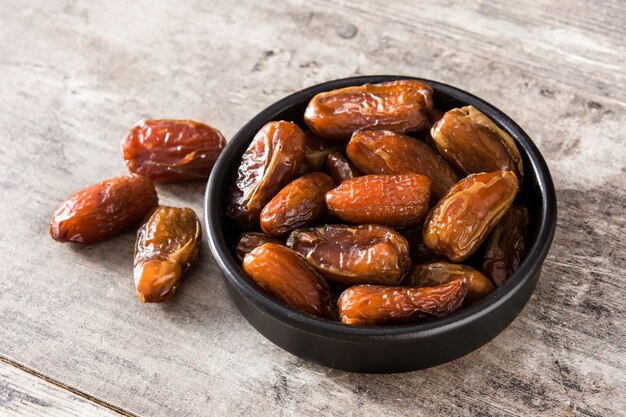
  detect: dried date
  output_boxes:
[325,174,431,228]
[431,106,524,179]
[337,280,467,325]
[227,121,305,228]
[304,80,433,139]
[50,174,158,244]
[346,129,458,200]
[134,206,201,303]
[121,119,225,182]
[423,170,519,262]
[260,172,335,236]
[327,152,360,183]
[242,243,333,319]
[404,261,494,304]
[483,205,530,286]
[235,232,283,262]
[295,131,341,176]
[287,224,411,286]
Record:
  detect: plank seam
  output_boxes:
[0,356,137,417]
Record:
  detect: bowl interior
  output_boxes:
[206,75,556,339]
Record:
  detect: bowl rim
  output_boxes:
[205,75,557,342]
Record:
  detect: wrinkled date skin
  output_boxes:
[337,280,467,325]
[50,174,158,244]
[346,129,458,201]
[325,174,431,228]
[423,170,519,262]
[483,205,530,286]
[304,80,433,140]
[260,172,335,236]
[404,262,494,304]
[287,224,411,286]
[121,119,226,182]
[431,106,524,179]
[235,232,282,262]
[295,132,341,176]
[242,243,333,319]
[227,121,305,228]
[134,206,201,303]
[402,227,440,263]
[327,152,360,183]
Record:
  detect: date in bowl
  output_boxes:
[205,75,557,373]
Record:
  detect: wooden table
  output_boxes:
[1,1,624,415]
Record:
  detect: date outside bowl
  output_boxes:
[205,75,557,373]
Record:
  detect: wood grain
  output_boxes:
[0,359,125,417]
[0,0,624,416]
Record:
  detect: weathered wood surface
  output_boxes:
[1,0,625,416]
[0,359,124,416]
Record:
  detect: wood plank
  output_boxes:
[0,0,624,416]
[0,359,126,417]
[313,0,626,103]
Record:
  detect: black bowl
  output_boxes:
[205,75,557,373]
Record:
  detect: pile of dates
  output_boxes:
[50,120,225,302]
[229,80,530,326]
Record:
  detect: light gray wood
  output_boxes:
[0,360,125,417]
[0,0,624,416]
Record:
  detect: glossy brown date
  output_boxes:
[304,80,433,140]
[121,119,225,182]
[403,262,494,304]
[50,174,158,244]
[431,106,524,179]
[227,121,305,228]
[287,224,411,286]
[134,206,201,303]
[483,205,530,286]
[337,280,467,325]
[260,172,335,236]
[295,132,341,176]
[327,152,360,183]
[242,243,333,319]
[235,232,282,262]
[325,174,431,228]
[346,129,458,201]
[423,170,519,262]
